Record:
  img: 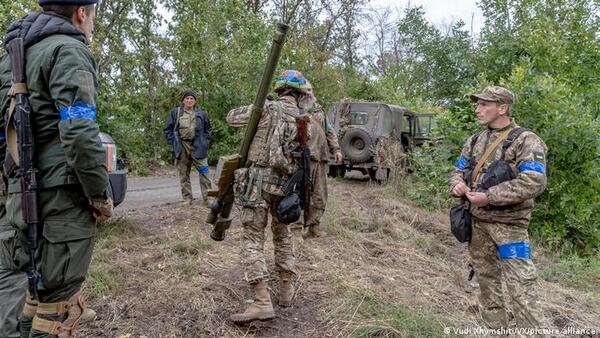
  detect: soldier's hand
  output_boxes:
[90,198,114,221]
[334,151,343,163]
[452,182,470,197]
[466,192,489,207]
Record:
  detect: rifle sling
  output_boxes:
[470,128,513,184]
[5,84,28,164]
[10,83,28,95]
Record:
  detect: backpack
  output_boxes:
[264,101,307,175]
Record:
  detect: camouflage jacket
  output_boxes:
[226,95,304,175]
[449,122,547,227]
[306,102,340,162]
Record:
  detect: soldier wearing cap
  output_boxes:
[0,0,109,336]
[163,89,213,206]
[449,86,548,329]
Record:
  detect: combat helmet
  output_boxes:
[274,70,310,94]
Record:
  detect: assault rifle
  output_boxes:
[7,38,42,299]
[294,115,311,227]
[206,23,290,241]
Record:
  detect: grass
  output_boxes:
[87,263,123,297]
[325,266,452,338]
[87,216,135,297]
[540,252,600,299]
[347,294,450,338]
[172,235,213,257]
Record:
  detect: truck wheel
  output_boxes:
[341,128,373,163]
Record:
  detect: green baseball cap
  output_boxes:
[469,86,514,104]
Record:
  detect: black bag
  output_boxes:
[480,160,515,190]
[276,193,301,224]
[450,202,471,243]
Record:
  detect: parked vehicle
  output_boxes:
[99,132,127,206]
[327,100,433,182]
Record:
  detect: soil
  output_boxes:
[78,176,600,337]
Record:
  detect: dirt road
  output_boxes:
[118,173,204,211]
[118,171,368,212]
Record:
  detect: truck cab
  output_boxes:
[327,100,433,182]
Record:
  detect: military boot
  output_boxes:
[303,225,322,239]
[230,280,275,324]
[278,271,294,307]
[81,307,97,322]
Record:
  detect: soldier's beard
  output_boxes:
[298,95,316,110]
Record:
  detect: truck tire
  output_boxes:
[341,128,373,163]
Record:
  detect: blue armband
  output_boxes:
[518,161,546,175]
[498,242,531,260]
[455,156,468,169]
[59,101,97,122]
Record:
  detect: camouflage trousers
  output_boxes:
[469,218,546,329]
[305,161,328,227]
[240,193,295,284]
[1,186,96,338]
[176,141,211,202]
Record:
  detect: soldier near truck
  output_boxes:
[225,69,331,324]
[298,80,342,239]
[449,86,548,329]
[0,0,112,337]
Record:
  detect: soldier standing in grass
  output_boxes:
[449,86,548,329]
[163,89,212,206]
[226,70,313,324]
[299,80,342,239]
[0,0,112,336]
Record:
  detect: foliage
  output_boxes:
[0,0,37,32]
[405,0,600,253]
[540,249,600,298]
[505,65,600,252]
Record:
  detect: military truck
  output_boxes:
[327,101,433,182]
[99,132,127,206]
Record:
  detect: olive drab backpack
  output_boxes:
[263,101,308,175]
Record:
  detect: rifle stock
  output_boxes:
[207,23,290,241]
[7,38,42,300]
[295,117,311,227]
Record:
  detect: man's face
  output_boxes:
[474,99,507,126]
[183,96,196,110]
[305,85,314,97]
[81,6,96,43]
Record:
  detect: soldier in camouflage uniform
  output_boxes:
[163,89,212,206]
[449,86,548,329]
[299,81,342,239]
[0,1,112,337]
[226,70,311,324]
